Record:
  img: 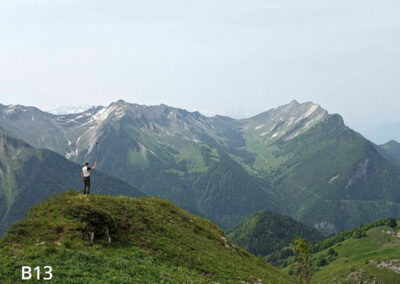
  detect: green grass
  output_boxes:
[310,221,400,283]
[273,218,400,283]
[127,149,149,169]
[0,246,207,283]
[175,143,209,174]
[0,191,291,283]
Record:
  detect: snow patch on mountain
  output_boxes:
[48,105,93,115]
[114,107,127,120]
[305,104,320,118]
[287,117,295,126]
[92,106,115,122]
[329,175,340,184]
[2,105,27,117]
[244,101,329,143]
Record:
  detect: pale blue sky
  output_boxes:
[1,0,399,141]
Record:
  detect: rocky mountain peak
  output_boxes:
[245,101,329,141]
[109,99,129,108]
[288,99,300,106]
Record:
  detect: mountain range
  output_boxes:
[0,100,399,235]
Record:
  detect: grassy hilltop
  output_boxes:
[0,191,290,283]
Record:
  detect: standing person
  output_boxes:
[82,162,97,195]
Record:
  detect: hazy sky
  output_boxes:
[1,0,399,139]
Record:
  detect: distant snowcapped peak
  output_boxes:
[48,105,94,115]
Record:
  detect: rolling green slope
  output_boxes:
[0,129,144,237]
[227,210,323,258]
[310,218,400,283]
[268,218,400,283]
[0,191,291,283]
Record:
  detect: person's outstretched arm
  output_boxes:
[92,161,97,170]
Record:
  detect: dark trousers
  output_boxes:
[83,177,91,195]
